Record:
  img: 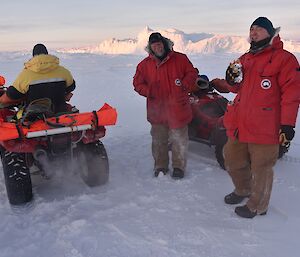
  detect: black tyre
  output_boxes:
[215,142,226,170]
[77,141,109,187]
[278,145,286,159]
[1,151,33,205]
[188,121,198,140]
[211,126,228,170]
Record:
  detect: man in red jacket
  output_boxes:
[133,32,198,178]
[212,17,300,218]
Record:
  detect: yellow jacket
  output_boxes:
[12,54,74,94]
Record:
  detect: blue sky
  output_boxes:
[0,0,299,51]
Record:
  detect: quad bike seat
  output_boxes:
[20,98,54,125]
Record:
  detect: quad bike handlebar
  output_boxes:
[196,77,214,91]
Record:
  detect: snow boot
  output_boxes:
[224,192,249,205]
[172,168,184,179]
[235,205,267,218]
[154,168,168,177]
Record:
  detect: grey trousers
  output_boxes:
[224,138,279,213]
[150,124,189,171]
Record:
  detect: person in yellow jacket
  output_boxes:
[0,44,76,113]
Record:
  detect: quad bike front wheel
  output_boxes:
[1,150,33,205]
[76,141,109,187]
[278,145,286,159]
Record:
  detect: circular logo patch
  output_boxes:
[175,79,182,86]
[261,79,271,89]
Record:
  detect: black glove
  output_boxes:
[279,125,295,150]
[225,62,242,86]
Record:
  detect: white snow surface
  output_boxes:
[58,26,300,55]
[0,52,300,257]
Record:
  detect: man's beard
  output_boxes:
[250,37,272,53]
[154,50,168,61]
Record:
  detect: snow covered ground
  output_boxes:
[0,52,300,257]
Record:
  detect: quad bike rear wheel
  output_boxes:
[76,141,109,187]
[1,150,33,205]
[210,127,227,170]
[215,142,226,170]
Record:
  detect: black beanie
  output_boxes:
[251,17,275,37]
[149,32,163,44]
[32,44,48,56]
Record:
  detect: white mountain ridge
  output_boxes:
[59,26,300,55]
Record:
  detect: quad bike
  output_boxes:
[0,77,117,205]
[188,75,286,170]
[188,75,229,169]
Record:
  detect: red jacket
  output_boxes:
[223,36,300,144]
[133,51,197,128]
